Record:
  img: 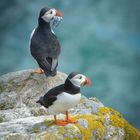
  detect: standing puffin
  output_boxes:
[30,7,62,76]
[36,72,92,126]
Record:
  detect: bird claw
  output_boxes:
[33,68,44,74]
[65,111,77,124]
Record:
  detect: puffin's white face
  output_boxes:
[41,9,57,22]
[69,74,92,87]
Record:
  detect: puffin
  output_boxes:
[36,72,92,126]
[30,7,62,76]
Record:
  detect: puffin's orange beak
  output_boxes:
[82,78,92,86]
[86,78,92,86]
[55,9,62,17]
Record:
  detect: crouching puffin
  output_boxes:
[36,72,92,126]
[30,7,62,76]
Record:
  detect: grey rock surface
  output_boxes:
[0,70,139,140]
[0,70,67,122]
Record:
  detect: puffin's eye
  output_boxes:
[50,11,53,14]
[79,76,82,79]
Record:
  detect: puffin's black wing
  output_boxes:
[36,57,52,70]
[43,96,57,108]
[40,84,65,108]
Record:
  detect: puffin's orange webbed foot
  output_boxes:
[66,118,77,124]
[54,120,67,126]
[34,68,44,74]
[66,111,77,124]
[54,115,67,126]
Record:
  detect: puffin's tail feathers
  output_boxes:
[44,70,57,77]
[36,96,44,105]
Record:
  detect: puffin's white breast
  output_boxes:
[48,92,81,115]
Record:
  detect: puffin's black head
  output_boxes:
[38,7,62,28]
[39,7,50,18]
[65,72,92,87]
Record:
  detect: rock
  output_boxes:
[0,69,140,140]
[0,70,67,122]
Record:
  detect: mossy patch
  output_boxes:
[33,127,39,133]
[73,108,140,140]
[0,102,15,110]
[73,114,106,139]
[57,125,82,139]
[37,107,140,140]
[98,107,140,140]
[43,119,54,127]
[110,111,140,140]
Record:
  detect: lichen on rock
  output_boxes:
[0,70,140,140]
